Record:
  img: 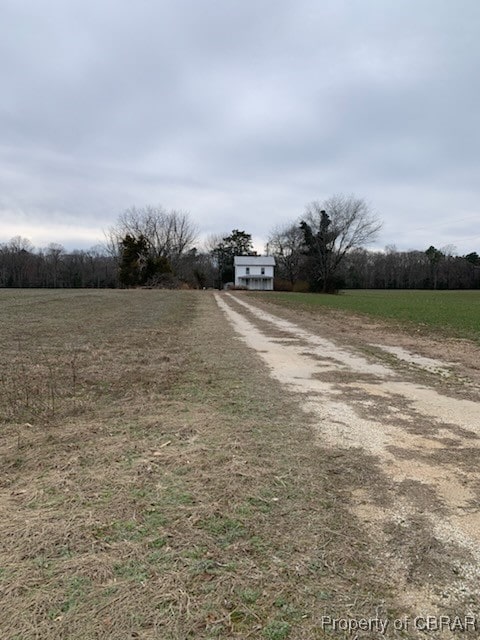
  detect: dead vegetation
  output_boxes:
[1,289,478,639]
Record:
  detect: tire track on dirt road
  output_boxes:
[216,291,480,620]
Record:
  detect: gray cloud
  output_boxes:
[1,0,479,253]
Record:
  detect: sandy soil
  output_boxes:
[216,292,480,624]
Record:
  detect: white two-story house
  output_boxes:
[233,256,275,290]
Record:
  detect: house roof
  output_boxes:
[234,256,276,266]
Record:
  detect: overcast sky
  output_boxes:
[1,0,479,254]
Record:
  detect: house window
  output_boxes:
[246,267,250,274]
[261,267,265,275]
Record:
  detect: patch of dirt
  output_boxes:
[217,291,480,627]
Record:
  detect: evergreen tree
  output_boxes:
[211,229,254,287]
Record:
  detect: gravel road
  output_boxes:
[216,291,480,622]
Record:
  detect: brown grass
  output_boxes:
[2,289,468,639]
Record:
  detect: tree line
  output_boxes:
[271,240,480,291]
[0,237,117,288]
[269,194,479,291]
[1,198,479,290]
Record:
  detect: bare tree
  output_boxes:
[268,223,305,285]
[425,245,443,290]
[202,233,224,255]
[300,194,382,293]
[4,236,35,287]
[44,243,65,288]
[107,205,198,269]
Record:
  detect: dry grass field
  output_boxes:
[1,289,478,639]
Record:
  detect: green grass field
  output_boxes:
[252,289,480,341]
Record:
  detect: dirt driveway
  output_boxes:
[216,291,480,627]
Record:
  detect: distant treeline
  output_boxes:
[2,199,479,291]
[0,236,214,289]
[274,247,480,291]
[0,238,117,288]
[2,235,479,291]
[345,247,480,290]
[268,196,480,292]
